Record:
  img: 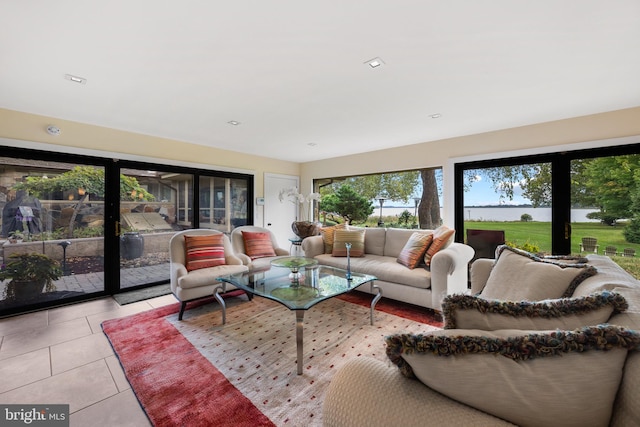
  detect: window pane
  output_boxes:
[0,158,105,313]
[119,169,190,289]
[462,163,552,257]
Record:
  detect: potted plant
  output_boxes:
[0,252,63,301]
[278,187,322,238]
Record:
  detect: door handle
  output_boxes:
[267,223,272,226]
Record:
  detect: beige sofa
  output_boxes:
[301,227,475,311]
[323,254,640,426]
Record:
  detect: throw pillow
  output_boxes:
[385,325,640,427]
[184,234,226,271]
[423,225,455,267]
[442,291,628,330]
[397,232,434,269]
[480,245,597,301]
[242,231,276,260]
[320,223,347,254]
[332,229,365,257]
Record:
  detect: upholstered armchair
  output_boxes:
[230,225,289,268]
[169,229,248,320]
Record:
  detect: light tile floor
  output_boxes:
[0,293,179,426]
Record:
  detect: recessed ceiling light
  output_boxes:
[227,120,240,126]
[430,113,442,119]
[64,74,87,84]
[364,57,385,68]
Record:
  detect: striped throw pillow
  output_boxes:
[424,226,456,267]
[397,232,434,269]
[332,229,365,257]
[242,231,276,260]
[320,223,347,254]
[184,234,226,271]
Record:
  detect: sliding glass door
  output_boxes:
[1,147,255,317]
[0,152,107,315]
[455,143,640,257]
[118,168,193,289]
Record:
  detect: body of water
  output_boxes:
[374,206,599,222]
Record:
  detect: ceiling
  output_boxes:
[1,1,639,163]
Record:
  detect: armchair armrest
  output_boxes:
[275,247,290,256]
[236,253,252,265]
[170,262,188,293]
[301,235,324,258]
[225,254,244,265]
[429,243,475,310]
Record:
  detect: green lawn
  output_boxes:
[464,221,640,278]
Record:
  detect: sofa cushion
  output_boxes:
[397,232,434,269]
[320,223,347,254]
[315,253,432,289]
[184,234,226,271]
[332,229,366,257]
[362,227,386,256]
[384,228,421,258]
[385,325,640,427]
[480,245,597,301]
[242,231,276,260]
[442,291,628,330]
[424,225,455,267]
[573,254,640,297]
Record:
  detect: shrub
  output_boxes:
[520,213,533,222]
[506,240,540,254]
[623,217,640,243]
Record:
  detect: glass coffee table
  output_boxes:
[216,256,379,375]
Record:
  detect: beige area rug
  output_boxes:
[168,296,439,426]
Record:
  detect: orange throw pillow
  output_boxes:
[184,234,226,271]
[424,226,455,267]
[397,232,434,269]
[332,229,365,257]
[242,231,276,260]
[320,223,347,254]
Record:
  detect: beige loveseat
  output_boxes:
[323,254,640,426]
[301,227,475,311]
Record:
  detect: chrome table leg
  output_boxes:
[370,281,382,325]
[213,282,227,325]
[295,309,305,375]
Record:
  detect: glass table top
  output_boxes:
[217,258,377,310]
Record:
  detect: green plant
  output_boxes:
[398,210,412,226]
[505,240,540,254]
[0,252,63,299]
[8,230,25,241]
[520,213,533,222]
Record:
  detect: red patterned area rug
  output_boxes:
[102,291,442,427]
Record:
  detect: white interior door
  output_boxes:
[264,173,299,247]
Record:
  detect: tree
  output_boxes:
[326,171,420,203]
[15,166,154,237]
[418,169,441,229]
[583,155,640,223]
[319,185,373,224]
[398,210,412,227]
[464,165,548,206]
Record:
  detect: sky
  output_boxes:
[463,175,530,206]
[386,174,531,208]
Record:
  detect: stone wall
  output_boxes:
[1,231,174,262]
